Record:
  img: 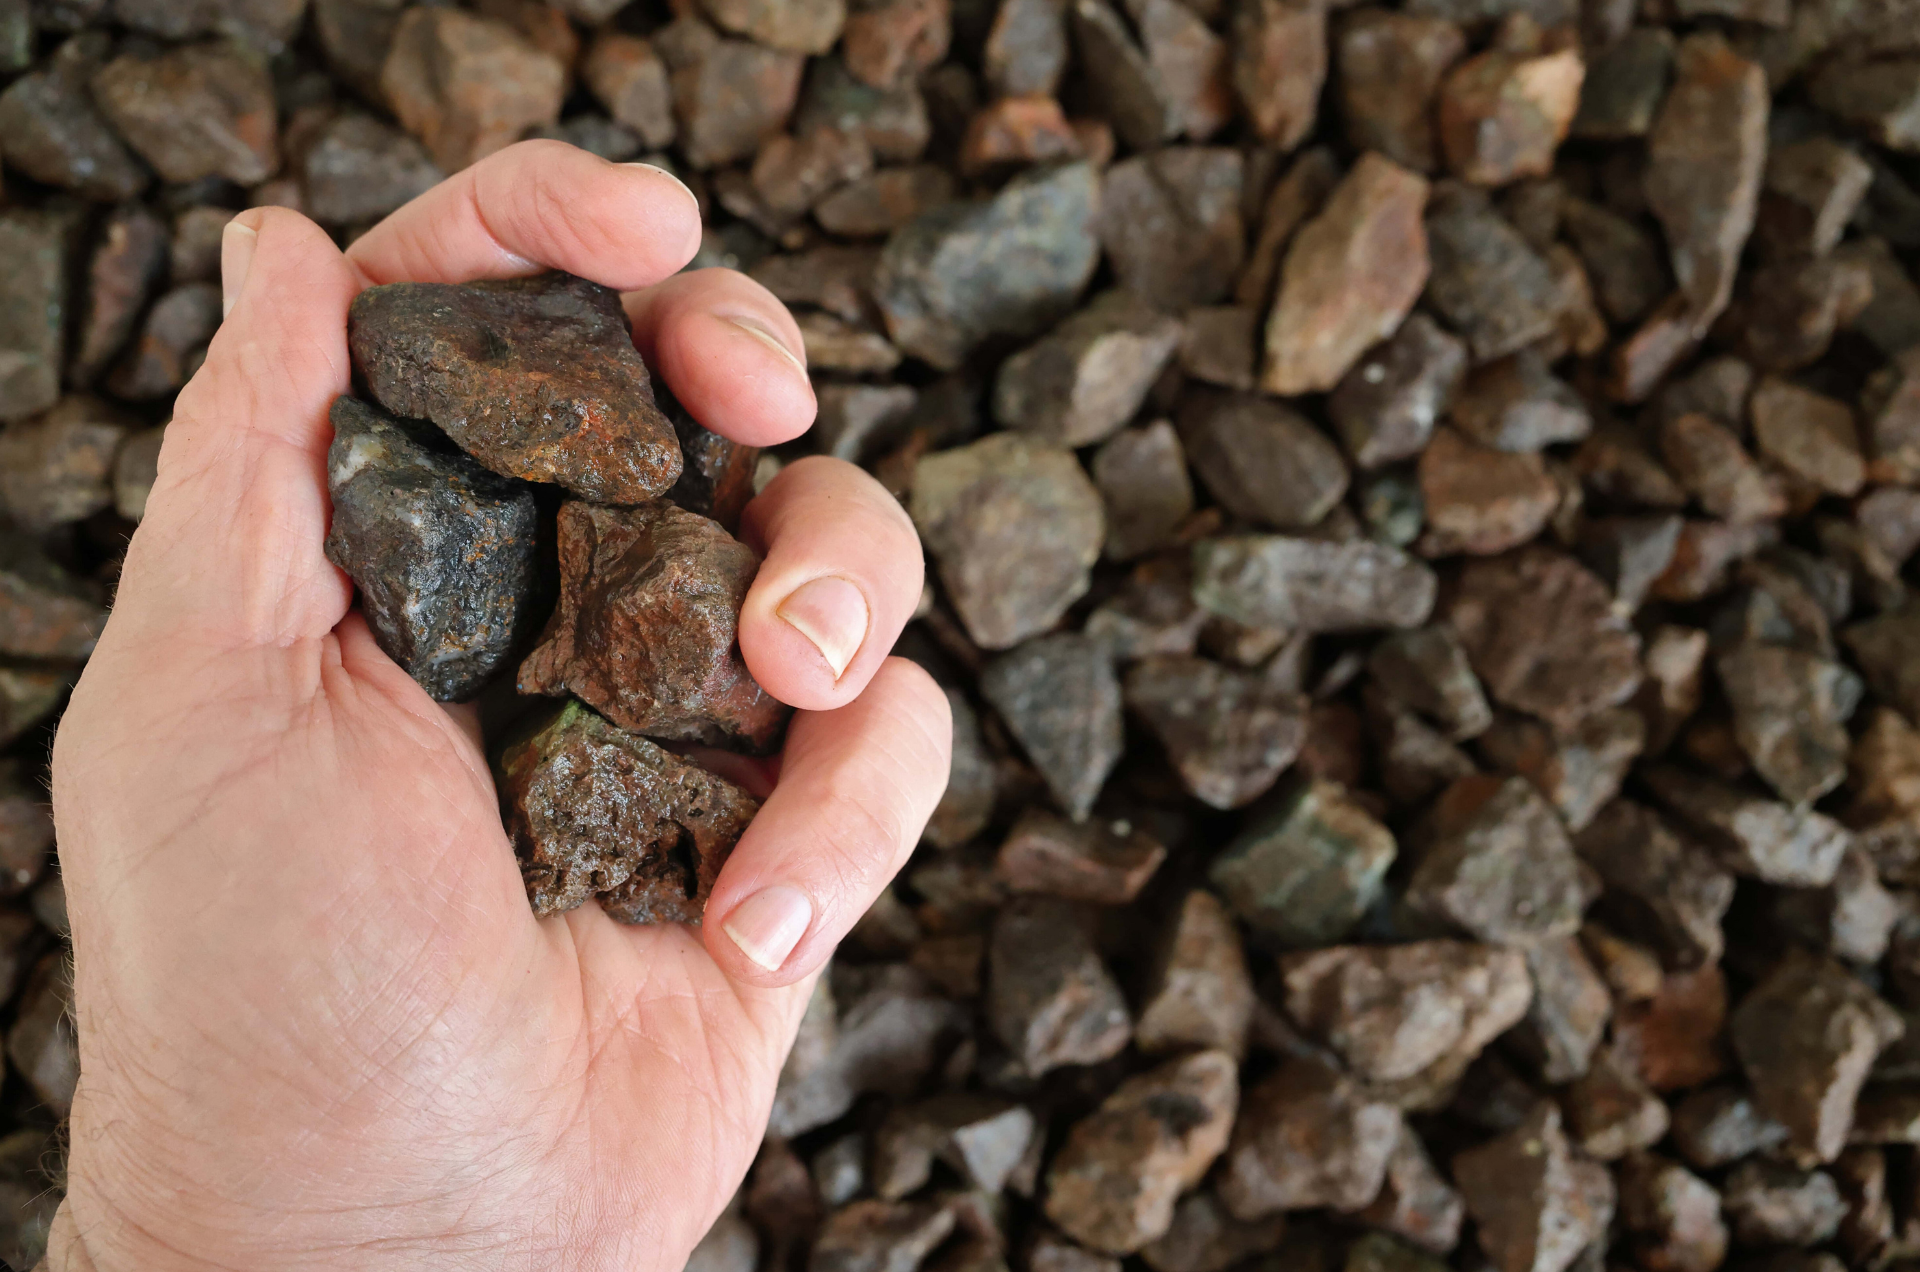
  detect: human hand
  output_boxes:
[45,141,949,1272]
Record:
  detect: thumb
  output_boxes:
[110,207,361,652]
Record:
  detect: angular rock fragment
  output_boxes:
[1777,846,1899,965]
[1336,11,1465,173]
[1220,1054,1403,1216]
[873,1093,1036,1198]
[912,433,1104,651]
[1208,779,1396,946]
[1721,256,1874,373]
[1507,934,1611,1084]
[996,808,1164,904]
[1180,392,1349,531]
[1808,54,1920,153]
[811,1200,956,1272]
[1405,774,1589,947]
[92,39,277,185]
[1452,1104,1613,1272]
[1029,1234,1118,1272]
[1328,316,1467,470]
[106,282,221,402]
[842,0,949,91]
[1445,548,1641,734]
[1239,147,1340,311]
[323,398,539,702]
[1093,422,1193,562]
[1579,515,1682,612]
[1232,0,1326,150]
[1417,427,1560,558]
[769,967,968,1137]
[0,34,145,201]
[497,701,759,923]
[1099,148,1245,313]
[1069,0,1175,153]
[1669,1085,1791,1170]
[1124,655,1307,810]
[1570,27,1673,140]
[1135,890,1254,1058]
[1645,34,1769,332]
[1561,1049,1669,1160]
[1560,199,1668,327]
[1352,1125,1464,1255]
[792,54,928,164]
[1717,642,1856,805]
[702,0,845,55]
[67,205,167,390]
[1643,766,1849,887]
[350,273,680,504]
[1479,709,1643,834]
[1759,136,1875,260]
[1616,1153,1727,1272]
[1732,950,1904,1164]
[980,634,1122,822]
[656,18,807,170]
[3,667,69,752]
[1422,183,1562,362]
[304,114,443,227]
[0,397,126,531]
[1192,537,1436,633]
[1261,154,1431,396]
[1660,411,1785,524]
[1128,0,1233,143]
[988,896,1131,1077]
[1139,1190,1283,1272]
[994,292,1182,447]
[1437,36,1585,187]
[1722,1161,1847,1247]
[955,95,1085,178]
[1368,627,1491,741]
[1844,604,1920,723]
[1044,1050,1239,1254]
[1279,940,1531,1087]
[1448,352,1589,454]
[1751,377,1865,497]
[519,501,787,752]
[0,527,106,659]
[1084,555,1208,660]
[583,33,677,150]
[0,209,72,424]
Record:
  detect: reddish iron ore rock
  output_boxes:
[324,397,541,703]
[380,7,565,173]
[90,38,279,185]
[1452,1103,1614,1272]
[1220,1053,1403,1215]
[349,271,683,505]
[519,501,789,753]
[497,700,758,924]
[1044,1049,1240,1253]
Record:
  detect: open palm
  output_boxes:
[46,143,947,1272]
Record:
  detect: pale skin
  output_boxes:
[43,141,951,1270]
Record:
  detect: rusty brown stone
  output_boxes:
[519,501,789,753]
[1437,36,1585,187]
[1417,427,1560,557]
[1336,11,1466,173]
[1232,0,1326,150]
[379,8,564,173]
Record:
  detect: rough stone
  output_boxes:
[1138,1191,1283,1272]
[1279,940,1530,1088]
[1124,655,1307,810]
[1238,147,1340,311]
[1180,392,1349,532]
[1733,952,1904,1165]
[1208,778,1396,946]
[497,700,759,923]
[873,1093,1036,1197]
[1561,1049,1669,1160]
[1083,554,1208,660]
[925,689,994,850]
[519,500,788,753]
[955,95,1084,178]
[1093,422,1193,562]
[1670,1085,1791,1170]
[1751,377,1865,498]
[0,397,126,531]
[983,0,1069,97]
[1444,547,1642,735]
[816,167,955,238]
[994,291,1182,448]
[0,527,106,659]
[1417,427,1560,558]
[0,210,72,424]
[1615,1154,1727,1272]
[1844,604,1920,724]
[1134,890,1254,1059]
[1660,411,1786,524]
[1438,39,1585,187]
[1328,315,1467,470]
[1261,154,1431,396]
[1808,53,1920,153]
[1759,136,1875,260]
[1220,1054,1403,1217]
[1044,1050,1239,1254]
[995,806,1162,905]
[1570,27,1673,140]
[988,896,1131,1077]
[877,161,1100,370]
[1368,626,1491,741]
[1069,0,1175,153]
[304,113,442,227]
[1336,10,1465,173]
[1351,1125,1464,1255]
[1447,352,1589,454]
[1452,1104,1613,1272]
[1560,198,1668,327]
[1099,148,1245,314]
[1232,0,1326,150]
[1507,934,1611,1084]
[1717,642,1856,805]
[1127,0,1233,142]
[657,18,807,170]
[1722,1161,1847,1247]
[792,54,928,164]
[1777,846,1899,965]
[323,398,539,702]
[911,433,1104,651]
[104,282,220,402]
[1645,34,1769,332]
[92,39,277,184]
[844,0,949,90]
[769,967,968,1137]
[1192,536,1436,634]
[67,204,167,390]
[1477,709,1643,834]
[811,1200,956,1272]
[350,272,680,504]
[0,35,145,200]
[5,954,74,1120]
[1422,182,1562,362]
[1405,774,1589,947]
[582,32,677,150]
[1642,765,1849,887]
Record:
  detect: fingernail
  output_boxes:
[724,886,813,972]
[220,221,257,320]
[777,575,868,680]
[727,315,809,380]
[625,160,700,210]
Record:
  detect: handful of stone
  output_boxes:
[327,270,784,925]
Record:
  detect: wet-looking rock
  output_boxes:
[348,271,683,505]
[518,500,790,753]
[496,700,760,924]
[325,397,541,703]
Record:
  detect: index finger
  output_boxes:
[345,139,704,289]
